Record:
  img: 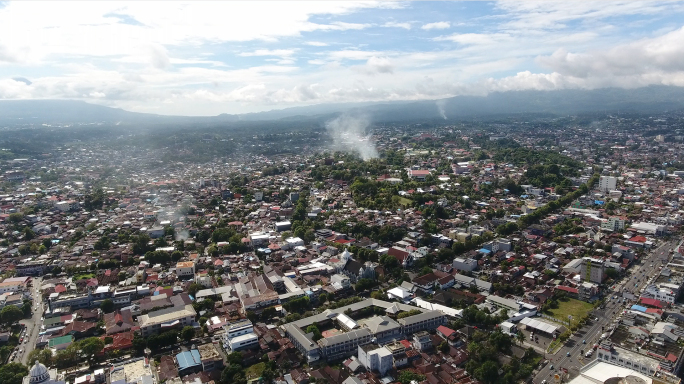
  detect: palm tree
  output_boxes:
[516,331,525,346]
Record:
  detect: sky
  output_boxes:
[1,1,684,116]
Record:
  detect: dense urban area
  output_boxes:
[2,111,684,384]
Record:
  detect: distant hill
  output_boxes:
[1,86,684,126]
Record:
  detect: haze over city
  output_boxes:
[3,4,684,384]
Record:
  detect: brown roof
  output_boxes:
[104,309,135,335]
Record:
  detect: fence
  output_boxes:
[539,313,570,326]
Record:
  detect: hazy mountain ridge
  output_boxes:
[2,86,684,126]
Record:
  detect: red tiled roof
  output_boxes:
[640,297,663,308]
[555,286,578,294]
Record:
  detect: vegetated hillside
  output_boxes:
[2,85,684,126]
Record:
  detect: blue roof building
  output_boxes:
[176,349,202,376]
[630,304,647,313]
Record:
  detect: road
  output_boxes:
[532,240,676,384]
[13,277,43,365]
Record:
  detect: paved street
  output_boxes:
[13,277,43,365]
[532,240,676,384]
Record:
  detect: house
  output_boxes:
[436,325,458,345]
[104,309,136,335]
[176,349,202,377]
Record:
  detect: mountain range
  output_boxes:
[1,86,684,126]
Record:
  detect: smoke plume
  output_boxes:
[436,100,447,120]
[325,114,378,160]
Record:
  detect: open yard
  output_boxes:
[545,298,593,323]
[244,362,266,380]
[392,195,413,207]
[74,273,95,281]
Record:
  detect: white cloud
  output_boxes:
[1,1,684,115]
[421,21,450,30]
[354,56,394,75]
[383,21,412,29]
[239,49,296,58]
[434,32,511,45]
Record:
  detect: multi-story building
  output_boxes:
[283,299,445,362]
[581,257,605,284]
[224,319,254,339]
[599,176,618,192]
[602,217,626,232]
[358,344,393,376]
[137,304,196,337]
[175,261,195,279]
[642,285,677,304]
[452,257,478,272]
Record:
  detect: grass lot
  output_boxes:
[545,298,594,323]
[392,195,413,207]
[245,362,266,380]
[74,273,95,281]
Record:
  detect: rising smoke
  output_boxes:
[436,100,448,120]
[325,114,378,160]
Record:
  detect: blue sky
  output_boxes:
[1,1,684,115]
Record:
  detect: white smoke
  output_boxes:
[436,100,447,120]
[175,229,190,242]
[325,114,378,160]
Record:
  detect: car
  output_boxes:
[542,380,547,384]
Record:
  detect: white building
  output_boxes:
[175,261,195,279]
[452,257,478,272]
[138,304,197,337]
[599,176,618,192]
[642,285,677,304]
[357,345,393,376]
[226,333,258,351]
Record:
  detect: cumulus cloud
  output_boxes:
[305,41,328,46]
[538,27,684,79]
[356,56,394,75]
[421,21,450,30]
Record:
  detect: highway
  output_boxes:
[532,240,676,384]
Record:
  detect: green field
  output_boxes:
[74,273,95,281]
[244,362,265,380]
[546,298,594,323]
[392,195,413,207]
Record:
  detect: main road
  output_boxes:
[532,240,677,384]
[15,277,43,365]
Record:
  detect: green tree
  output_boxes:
[100,299,114,314]
[26,349,53,367]
[1,306,23,325]
[187,283,202,297]
[181,326,195,342]
[0,363,28,384]
[306,325,322,341]
[439,340,450,353]
[398,371,425,384]
[474,361,499,384]
[78,337,105,360]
